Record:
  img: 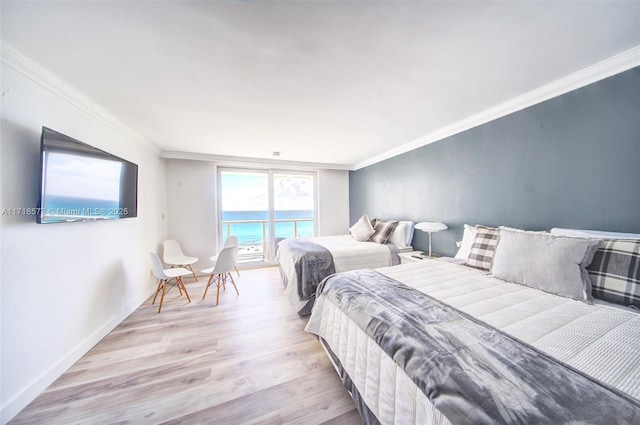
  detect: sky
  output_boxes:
[46,152,122,201]
[220,171,314,211]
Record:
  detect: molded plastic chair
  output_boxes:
[210,236,240,277]
[149,252,192,313]
[202,246,239,305]
[163,239,198,281]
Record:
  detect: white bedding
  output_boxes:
[307,259,640,425]
[277,235,397,313]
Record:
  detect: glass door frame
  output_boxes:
[216,165,318,266]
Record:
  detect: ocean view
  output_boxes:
[44,195,119,212]
[221,210,314,250]
[41,195,121,221]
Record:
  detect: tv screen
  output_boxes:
[37,127,138,224]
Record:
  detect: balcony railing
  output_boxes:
[221,218,314,262]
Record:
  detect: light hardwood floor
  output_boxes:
[10,267,363,425]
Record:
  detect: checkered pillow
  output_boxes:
[368,220,399,244]
[587,239,640,308]
[466,225,500,271]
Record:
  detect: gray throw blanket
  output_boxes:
[312,269,640,425]
[284,238,336,301]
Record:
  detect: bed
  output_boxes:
[305,226,640,424]
[276,217,414,315]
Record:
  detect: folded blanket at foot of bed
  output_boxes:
[281,238,336,301]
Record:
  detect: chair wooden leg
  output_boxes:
[187,264,198,281]
[152,279,163,305]
[225,273,239,296]
[157,281,167,313]
[234,266,240,277]
[202,274,214,299]
[216,274,222,306]
[230,277,240,296]
[176,277,183,296]
[178,277,191,303]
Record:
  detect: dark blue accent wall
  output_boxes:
[350,67,640,256]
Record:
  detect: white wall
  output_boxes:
[165,159,217,271]
[0,46,349,423]
[0,53,168,422]
[317,169,350,235]
[164,161,350,267]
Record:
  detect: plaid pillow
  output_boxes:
[368,220,399,244]
[587,239,640,308]
[466,225,500,271]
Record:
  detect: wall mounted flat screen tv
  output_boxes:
[37,127,138,224]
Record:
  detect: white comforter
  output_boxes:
[277,235,393,312]
[307,259,640,425]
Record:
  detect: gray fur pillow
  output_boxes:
[492,228,600,302]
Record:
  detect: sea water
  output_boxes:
[221,210,314,249]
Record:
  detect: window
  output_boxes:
[218,168,317,264]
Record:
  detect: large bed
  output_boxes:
[305,226,640,424]
[276,217,414,315]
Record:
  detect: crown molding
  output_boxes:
[353,45,640,171]
[0,39,160,155]
[161,150,352,171]
[4,37,637,170]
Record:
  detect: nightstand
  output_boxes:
[398,251,440,264]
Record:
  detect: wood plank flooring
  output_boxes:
[10,267,362,425]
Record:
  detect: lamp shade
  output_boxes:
[415,221,448,232]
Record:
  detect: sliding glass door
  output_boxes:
[218,168,316,265]
[274,172,315,242]
[219,170,269,263]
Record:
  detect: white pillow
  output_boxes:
[388,220,414,249]
[550,228,640,240]
[404,221,415,246]
[349,215,375,242]
[492,227,600,302]
[454,224,476,260]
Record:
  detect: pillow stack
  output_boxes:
[455,224,640,308]
[455,224,608,304]
[349,215,415,248]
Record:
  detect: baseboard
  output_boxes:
[0,292,151,424]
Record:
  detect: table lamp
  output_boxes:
[415,221,448,257]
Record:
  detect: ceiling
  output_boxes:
[2,1,639,169]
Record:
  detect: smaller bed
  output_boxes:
[276,216,414,315]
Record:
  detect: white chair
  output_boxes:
[149,252,192,313]
[163,239,198,281]
[210,236,240,277]
[202,246,239,305]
